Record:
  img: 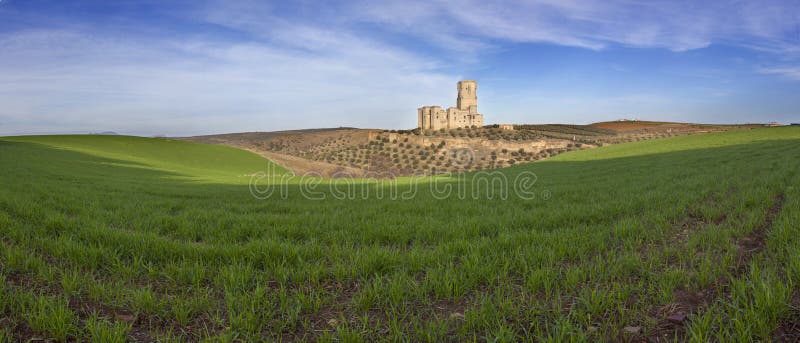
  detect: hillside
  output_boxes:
[589,120,761,134]
[1,128,799,341]
[3,135,287,183]
[181,122,756,177]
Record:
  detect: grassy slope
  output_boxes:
[3,135,287,183]
[550,127,797,161]
[0,128,798,342]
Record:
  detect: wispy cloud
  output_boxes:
[0,5,460,135]
[0,0,798,135]
[348,0,800,53]
[759,66,800,80]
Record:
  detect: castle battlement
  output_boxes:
[418,80,484,130]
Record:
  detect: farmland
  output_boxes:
[1,128,799,341]
[182,122,756,177]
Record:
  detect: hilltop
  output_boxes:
[181,122,760,177]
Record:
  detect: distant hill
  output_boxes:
[590,120,761,132]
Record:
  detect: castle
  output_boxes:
[418,80,484,130]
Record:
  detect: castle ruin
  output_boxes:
[418,80,484,130]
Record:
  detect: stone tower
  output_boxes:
[417,80,483,130]
[456,80,477,112]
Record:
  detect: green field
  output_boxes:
[1,128,799,342]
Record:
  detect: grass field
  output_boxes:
[1,128,799,341]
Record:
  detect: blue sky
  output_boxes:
[1,0,799,136]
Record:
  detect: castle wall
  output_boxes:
[417,106,432,130]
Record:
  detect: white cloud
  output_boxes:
[1,0,799,135]
[0,24,458,135]
[348,0,800,53]
[759,66,800,80]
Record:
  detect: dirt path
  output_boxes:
[247,148,368,178]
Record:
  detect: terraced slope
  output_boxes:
[182,123,756,176]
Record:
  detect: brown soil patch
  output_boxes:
[250,149,369,178]
[591,121,679,132]
[773,293,800,342]
[735,193,784,272]
[591,121,761,133]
